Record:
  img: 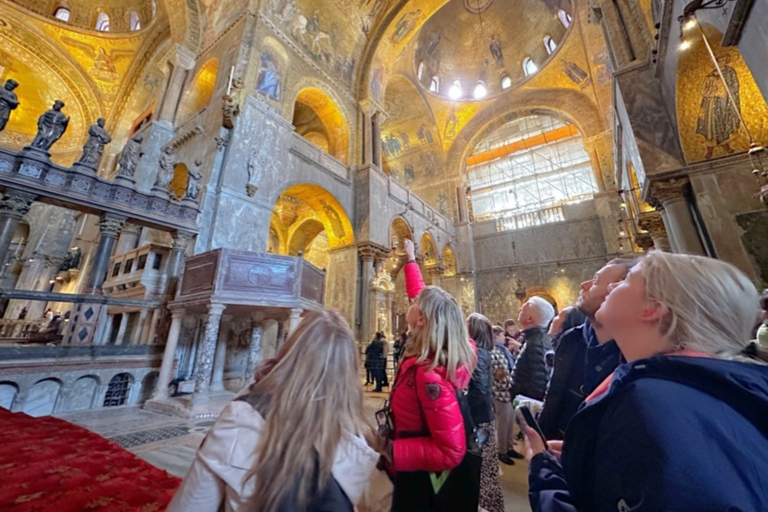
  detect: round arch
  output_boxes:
[389,216,413,248]
[176,57,219,124]
[442,245,456,276]
[420,231,438,266]
[291,86,350,164]
[269,184,354,250]
[288,219,326,255]
[444,88,605,176]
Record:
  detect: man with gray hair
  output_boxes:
[510,296,556,402]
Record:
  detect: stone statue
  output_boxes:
[57,247,82,272]
[31,100,69,151]
[0,79,20,132]
[78,118,111,167]
[117,134,144,179]
[154,146,175,189]
[185,159,203,201]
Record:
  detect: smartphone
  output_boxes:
[517,405,548,450]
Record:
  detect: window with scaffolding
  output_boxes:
[558,9,572,28]
[543,35,557,55]
[466,114,597,231]
[95,12,110,31]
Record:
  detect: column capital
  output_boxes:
[638,211,667,238]
[251,311,265,322]
[172,44,197,71]
[170,308,186,320]
[120,222,142,235]
[99,214,126,238]
[358,242,390,262]
[207,303,226,316]
[0,189,37,219]
[634,232,655,251]
[172,230,194,251]
[648,177,690,208]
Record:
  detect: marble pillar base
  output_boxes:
[143,389,236,419]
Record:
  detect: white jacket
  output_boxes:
[167,400,380,512]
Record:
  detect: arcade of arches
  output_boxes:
[0,0,767,505]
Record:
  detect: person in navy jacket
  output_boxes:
[525,251,768,511]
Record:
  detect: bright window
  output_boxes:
[54,7,70,21]
[130,11,141,30]
[501,75,512,89]
[95,12,110,31]
[543,36,557,54]
[558,9,572,28]
[523,57,537,77]
[418,62,425,81]
[430,76,440,93]
[467,115,597,230]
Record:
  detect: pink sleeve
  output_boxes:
[404,261,425,299]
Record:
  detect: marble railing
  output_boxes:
[290,132,350,182]
[0,147,199,234]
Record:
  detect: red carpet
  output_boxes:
[0,408,181,512]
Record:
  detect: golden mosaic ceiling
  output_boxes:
[413,0,570,100]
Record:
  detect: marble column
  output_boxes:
[359,100,373,166]
[157,46,196,124]
[152,308,185,400]
[115,223,141,254]
[85,214,126,294]
[288,308,302,335]
[0,190,36,262]
[167,230,193,298]
[244,314,264,385]
[371,111,387,171]
[276,321,286,350]
[210,315,230,391]
[194,303,226,394]
[638,211,672,252]
[101,315,115,346]
[358,246,376,347]
[114,312,130,345]
[130,309,149,345]
[650,178,705,255]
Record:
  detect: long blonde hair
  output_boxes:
[641,251,759,358]
[247,310,371,511]
[404,286,476,386]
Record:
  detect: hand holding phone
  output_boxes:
[516,405,548,451]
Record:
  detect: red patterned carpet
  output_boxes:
[0,408,181,512]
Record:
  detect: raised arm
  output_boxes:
[403,238,425,299]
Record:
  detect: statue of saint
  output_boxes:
[117,134,144,179]
[57,247,82,272]
[185,159,203,201]
[78,118,111,167]
[31,100,69,151]
[154,146,175,189]
[0,79,19,132]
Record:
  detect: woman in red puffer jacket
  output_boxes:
[384,239,478,511]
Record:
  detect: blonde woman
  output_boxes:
[383,238,478,511]
[168,310,379,512]
[526,252,768,511]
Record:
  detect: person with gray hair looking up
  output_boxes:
[509,296,556,402]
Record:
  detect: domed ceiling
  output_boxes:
[412,0,571,100]
[8,0,158,32]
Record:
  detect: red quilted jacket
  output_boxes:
[389,260,471,473]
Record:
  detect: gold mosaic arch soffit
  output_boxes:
[274,184,355,248]
[163,0,201,53]
[445,88,602,173]
[0,16,102,153]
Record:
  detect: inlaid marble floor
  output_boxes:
[59,393,531,511]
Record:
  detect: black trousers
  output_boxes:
[391,453,481,511]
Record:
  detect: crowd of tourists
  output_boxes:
[168,241,768,511]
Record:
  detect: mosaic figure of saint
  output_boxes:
[696,53,740,159]
[489,34,504,68]
[444,108,458,140]
[256,51,282,101]
[319,199,346,239]
[437,190,448,215]
[390,10,421,44]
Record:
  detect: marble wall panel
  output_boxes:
[0,383,18,409]
[23,379,61,417]
[63,376,99,412]
[325,246,358,328]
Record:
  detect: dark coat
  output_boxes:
[538,321,622,440]
[467,347,494,425]
[510,328,552,401]
[529,356,768,512]
[365,339,386,370]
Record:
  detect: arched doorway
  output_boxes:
[267,184,355,325]
[292,87,349,163]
